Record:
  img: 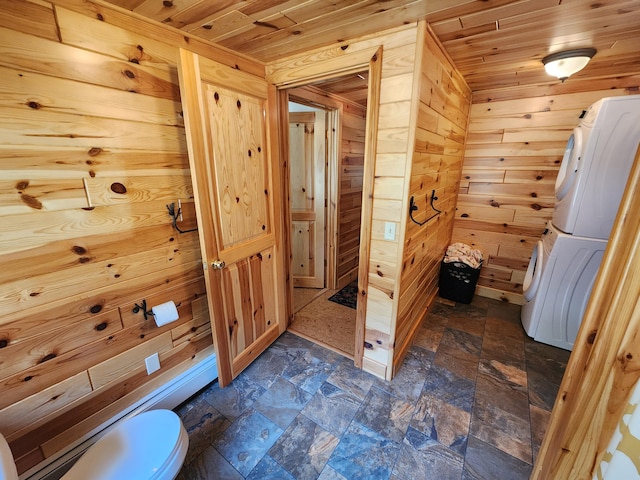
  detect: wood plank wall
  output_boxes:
[337,99,366,288]
[452,77,640,304]
[394,25,472,374]
[0,0,263,474]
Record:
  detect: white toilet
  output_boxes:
[0,409,189,480]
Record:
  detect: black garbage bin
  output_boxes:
[438,259,482,304]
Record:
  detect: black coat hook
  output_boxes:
[409,190,442,226]
[166,202,198,234]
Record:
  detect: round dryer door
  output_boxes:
[523,240,543,302]
[555,126,583,201]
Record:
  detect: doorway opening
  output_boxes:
[285,72,369,359]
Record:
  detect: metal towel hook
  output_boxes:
[409,190,442,226]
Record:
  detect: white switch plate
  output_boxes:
[145,353,160,375]
[384,222,396,240]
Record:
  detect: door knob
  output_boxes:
[211,259,226,270]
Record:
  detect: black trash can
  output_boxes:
[438,260,482,304]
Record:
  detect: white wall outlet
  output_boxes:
[384,222,396,240]
[145,353,160,375]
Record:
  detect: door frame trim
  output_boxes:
[269,47,383,368]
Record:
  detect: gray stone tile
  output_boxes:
[463,435,532,480]
[480,330,526,370]
[413,313,448,352]
[434,328,482,381]
[269,414,340,480]
[421,363,476,413]
[212,410,284,477]
[375,346,432,403]
[530,404,551,465]
[525,338,569,411]
[281,345,340,395]
[202,376,265,422]
[326,357,376,400]
[246,455,295,480]
[354,387,414,443]
[393,439,464,480]
[253,376,312,430]
[175,395,231,464]
[177,445,243,480]
[410,394,470,456]
[487,300,522,324]
[301,382,361,437]
[475,359,529,420]
[470,398,532,464]
[318,464,348,480]
[241,349,291,389]
[328,422,400,480]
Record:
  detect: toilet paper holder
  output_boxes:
[132,299,154,321]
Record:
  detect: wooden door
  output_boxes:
[178,50,285,387]
[289,111,326,288]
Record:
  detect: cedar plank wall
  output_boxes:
[394,26,471,374]
[453,81,640,304]
[0,0,262,474]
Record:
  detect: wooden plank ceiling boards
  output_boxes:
[99,0,640,92]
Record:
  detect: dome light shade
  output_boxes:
[542,48,597,82]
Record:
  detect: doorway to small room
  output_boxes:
[285,72,369,359]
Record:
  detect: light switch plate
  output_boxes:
[384,222,396,240]
[145,353,160,375]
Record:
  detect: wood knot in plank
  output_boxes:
[90,304,103,314]
[15,180,29,190]
[38,353,57,364]
[110,182,127,194]
[21,194,42,209]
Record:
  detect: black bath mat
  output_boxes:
[328,280,358,310]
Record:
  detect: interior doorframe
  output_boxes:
[270,47,383,369]
[288,96,340,292]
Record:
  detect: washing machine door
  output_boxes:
[555,126,583,201]
[523,240,543,302]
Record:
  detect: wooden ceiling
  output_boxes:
[104,0,640,93]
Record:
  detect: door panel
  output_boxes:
[178,49,284,386]
[289,111,326,288]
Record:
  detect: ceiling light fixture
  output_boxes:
[542,48,597,82]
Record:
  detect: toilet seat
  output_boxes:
[61,409,188,480]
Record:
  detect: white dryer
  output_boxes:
[553,95,640,240]
[521,221,607,351]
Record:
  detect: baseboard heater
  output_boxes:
[20,353,218,480]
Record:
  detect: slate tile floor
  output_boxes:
[175,297,570,479]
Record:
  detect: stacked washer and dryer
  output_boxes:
[521,95,640,351]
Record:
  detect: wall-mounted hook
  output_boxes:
[409,189,442,226]
[166,202,198,234]
[132,299,154,321]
